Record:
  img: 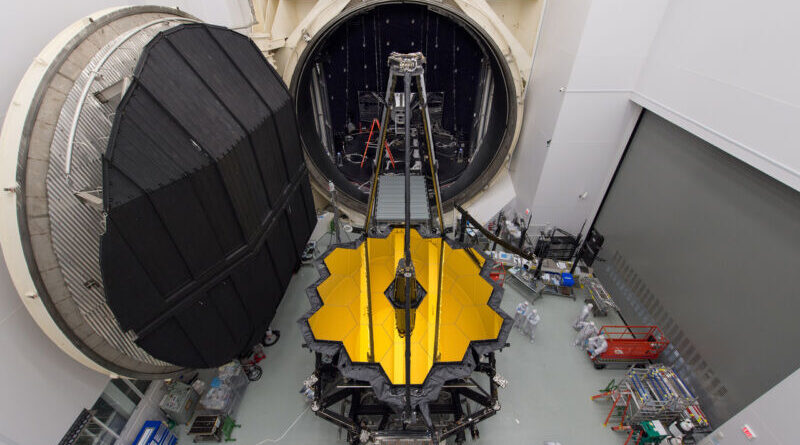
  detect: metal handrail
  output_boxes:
[64,17,199,175]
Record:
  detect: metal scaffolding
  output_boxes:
[593,364,700,427]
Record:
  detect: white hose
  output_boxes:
[255,406,310,444]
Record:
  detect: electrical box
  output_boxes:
[159,382,199,425]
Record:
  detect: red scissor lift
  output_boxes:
[591,325,669,369]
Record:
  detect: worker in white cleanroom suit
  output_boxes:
[572,302,594,330]
[573,321,598,349]
[587,334,608,359]
[660,419,694,444]
[513,301,530,330]
[524,309,541,343]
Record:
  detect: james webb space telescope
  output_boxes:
[299,53,512,443]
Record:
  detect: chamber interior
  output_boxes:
[294,3,513,207]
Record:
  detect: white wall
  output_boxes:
[700,367,800,445]
[509,0,593,220]
[0,0,252,124]
[633,0,800,193]
[513,0,668,235]
[0,252,108,445]
[517,0,800,232]
[0,2,250,444]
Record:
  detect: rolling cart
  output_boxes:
[580,276,618,316]
[539,272,575,300]
[188,415,240,442]
[506,266,544,303]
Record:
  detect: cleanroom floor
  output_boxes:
[177,246,628,445]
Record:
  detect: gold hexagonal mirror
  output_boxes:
[305,228,504,385]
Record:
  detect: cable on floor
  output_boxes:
[255,405,310,444]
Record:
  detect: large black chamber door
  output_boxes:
[101,24,316,369]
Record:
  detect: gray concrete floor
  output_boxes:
[176,263,633,444]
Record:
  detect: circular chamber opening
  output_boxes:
[292,1,517,212]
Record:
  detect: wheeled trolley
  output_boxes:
[580,277,617,316]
